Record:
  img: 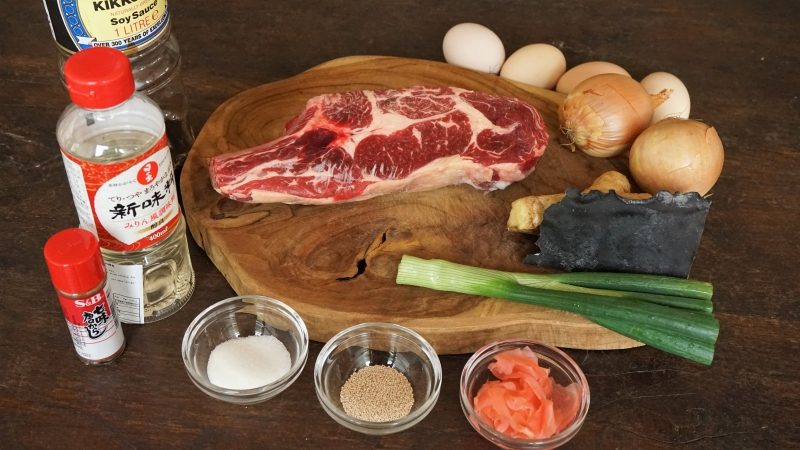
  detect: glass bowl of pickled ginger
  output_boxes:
[460,340,590,449]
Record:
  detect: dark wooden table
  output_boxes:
[2,1,798,448]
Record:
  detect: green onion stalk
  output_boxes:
[395,255,719,365]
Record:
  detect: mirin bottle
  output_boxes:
[56,47,195,324]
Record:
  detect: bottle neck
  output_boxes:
[74,95,134,113]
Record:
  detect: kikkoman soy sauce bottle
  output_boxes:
[56,47,194,324]
[42,0,194,165]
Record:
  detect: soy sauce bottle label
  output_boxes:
[42,0,170,54]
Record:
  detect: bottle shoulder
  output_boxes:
[57,94,167,162]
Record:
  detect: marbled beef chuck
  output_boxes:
[209,86,549,205]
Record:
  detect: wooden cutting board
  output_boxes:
[181,55,641,354]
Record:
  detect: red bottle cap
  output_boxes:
[44,228,106,294]
[64,47,135,109]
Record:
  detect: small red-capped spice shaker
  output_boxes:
[44,228,125,364]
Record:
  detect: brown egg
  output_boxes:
[499,43,567,89]
[640,72,691,124]
[556,61,630,94]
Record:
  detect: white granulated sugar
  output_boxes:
[206,335,292,390]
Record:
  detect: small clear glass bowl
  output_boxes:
[460,340,590,450]
[181,295,309,405]
[314,322,442,435]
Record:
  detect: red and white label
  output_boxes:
[58,284,125,361]
[61,134,180,251]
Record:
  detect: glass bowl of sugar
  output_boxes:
[182,295,309,405]
[314,322,442,435]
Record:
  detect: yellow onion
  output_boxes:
[559,73,655,157]
[630,118,724,195]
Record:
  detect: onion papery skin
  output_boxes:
[630,118,724,196]
[559,74,654,158]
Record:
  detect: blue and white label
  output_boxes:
[43,0,170,54]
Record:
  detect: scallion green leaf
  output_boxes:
[396,255,719,365]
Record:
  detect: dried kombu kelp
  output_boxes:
[524,189,711,278]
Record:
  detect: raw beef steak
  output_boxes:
[209,86,549,204]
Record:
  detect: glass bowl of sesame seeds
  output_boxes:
[314,322,442,435]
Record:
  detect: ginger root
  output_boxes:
[507,171,651,233]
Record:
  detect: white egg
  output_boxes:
[556,61,630,94]
[442,23,505,74]
[640,72,691,123]
[499,43,566,89]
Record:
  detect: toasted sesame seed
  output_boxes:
[340,365,414,422]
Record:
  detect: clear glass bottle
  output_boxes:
[56,47,194,324]
[42,0,194,166]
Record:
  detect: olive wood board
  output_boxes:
[181,55,641,354]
